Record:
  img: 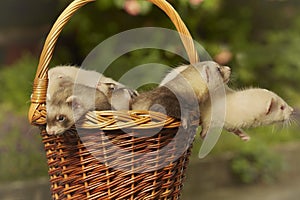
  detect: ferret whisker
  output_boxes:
[271,124,276,134]
[274,124,282,134]
[291,116,300,126]
[289,119,293,127]
[274,122,284,133]
[283,119,291,129]
[285,121,289,128]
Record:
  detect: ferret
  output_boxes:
[47,65,138,110]
[131,61,231,127]
[200,87,294,141]
[48,65,124,86]
[47,65,126,99]
[46,79,112,135]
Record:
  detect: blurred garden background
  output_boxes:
[1,0,300,199]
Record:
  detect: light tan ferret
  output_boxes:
[200,87,294,141]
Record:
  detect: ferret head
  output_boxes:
[160,61,231,105]
[183,61,231,102]
[161,61,231,86]
[194,61,231,86]
[46,104,74,135]
[46,94,87,135]
[261,90,294,125]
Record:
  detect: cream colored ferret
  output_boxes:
[47,65,138,110]
[47,65,125,98]
[200,87,294,141]
[132,61,231,127]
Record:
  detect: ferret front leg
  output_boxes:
[199,126,209,139]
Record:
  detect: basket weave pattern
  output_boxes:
[42,111,197,199]
[29,0,199,199]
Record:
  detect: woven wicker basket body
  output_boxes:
[29,0,200,199]
[42,112,198,199]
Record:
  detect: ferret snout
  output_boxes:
[283,106,294,121]
[290,107,299,117]
[46,126,56,135]
[46,126,63,135]
[287,106,294,116]
[221,66,231,83]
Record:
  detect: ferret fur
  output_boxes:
[200,87,294,141]
[132,61,231,126]
[46,80,111,135]
[47,65,138,110]
[47,65,125,99]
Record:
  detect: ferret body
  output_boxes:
[47,65,124,99]
[200,87,294,141]
[132,61,231,126]
[47,65,138,110]
[48,65,123,87]
[46,80,111,135]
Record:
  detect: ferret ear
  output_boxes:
[266,97,275,115]
[66,95,82,109]
[201,65,210,83]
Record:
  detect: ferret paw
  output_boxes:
[239,134,251,142]
[199,129,207,139]
[230,129,250,142]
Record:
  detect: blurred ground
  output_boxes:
[1,142,300,200]
[182,142,300,200]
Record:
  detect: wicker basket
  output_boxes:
[28,0,200,199]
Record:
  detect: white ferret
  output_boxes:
[200,87,294,141]
[132,61,231,126]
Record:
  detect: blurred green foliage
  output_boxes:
[230,139,283,184]
[0,54,37,114]
[0,55,47,182]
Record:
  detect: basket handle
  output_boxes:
[28,0,199,125]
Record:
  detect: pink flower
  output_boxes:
[214,50,233,65]
[124,0,141,16]
[189,0,204,6]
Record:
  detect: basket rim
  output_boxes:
[78,110,182,130]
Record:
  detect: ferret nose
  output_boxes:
[46,128,55,135]
[224,66,231,71]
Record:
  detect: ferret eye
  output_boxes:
[109,85,116,90]
[280,105,285,110]
[216,66,222,73]
[106,83,116,91]
[56,115,66,122]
